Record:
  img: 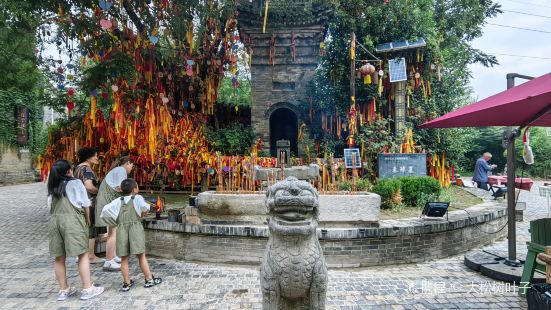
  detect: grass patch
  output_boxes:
[380,186,483,220]
[445,186,483,209]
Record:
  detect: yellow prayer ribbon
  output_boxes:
[262,0,269,33]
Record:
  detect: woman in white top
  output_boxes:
[95,156,134,271]
[47,160,104,301]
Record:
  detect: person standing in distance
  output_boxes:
[473,152,497,190]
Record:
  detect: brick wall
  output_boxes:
[239,25,325,149]
[144,205,508,267]
[0,147,37,186]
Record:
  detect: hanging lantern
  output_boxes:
[67,101,75,112]
[359,63,375,77]
[100,19,112,30]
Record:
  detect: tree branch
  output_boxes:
[121,0,145,33]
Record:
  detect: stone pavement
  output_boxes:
[2,182,544,309]
[462,178,547,259]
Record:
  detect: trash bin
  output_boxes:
[527,283,551,310]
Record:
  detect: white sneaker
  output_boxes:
[113,256,121,264]
[80,285,104,300]
[57,287,77,301]
[102,259,121,271]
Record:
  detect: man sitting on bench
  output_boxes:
[473,152,506,199]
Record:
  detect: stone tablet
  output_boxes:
[378,153,427,179]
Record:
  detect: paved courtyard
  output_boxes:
[1,181,546,309]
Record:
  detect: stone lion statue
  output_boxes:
[261,177,328,310]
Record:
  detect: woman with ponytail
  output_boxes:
[47,160,104,301]
[95,156,134,271]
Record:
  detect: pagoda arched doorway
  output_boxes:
[269,107,298,157]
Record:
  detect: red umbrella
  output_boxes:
[419,72,551,266]
[420,72,551,128]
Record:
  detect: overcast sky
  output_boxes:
[468,0,551,101]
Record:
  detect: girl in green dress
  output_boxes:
[95,156,134,271]
[101,178,162,291]
[47,160,104,301]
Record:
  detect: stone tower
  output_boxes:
[237,1,331,156]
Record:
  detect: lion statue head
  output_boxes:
[265,177,320,236]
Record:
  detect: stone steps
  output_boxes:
[0,170,39,186]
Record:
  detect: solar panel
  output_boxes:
[388,58,407,83]
[408,38,426,48]
[376,42,392,52]
[344,148,361,168]
[375,38,427,53]
[392,41,408,49]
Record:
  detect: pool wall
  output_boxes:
[144,203,507,267]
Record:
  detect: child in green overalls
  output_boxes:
[102,178,162,291]
[47,160,105,301]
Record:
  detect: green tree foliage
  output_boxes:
[464,127,507,174]
[514,127,551,178]
[0,1,41,91]
[0,0,48,157]
[19,0,239,112]
[206,123,254,155]
[311,0,500,170]
[217,77,251,107]
[358,118,395,178]
[467,127,551,178]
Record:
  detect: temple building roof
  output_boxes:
[237,0,332,29]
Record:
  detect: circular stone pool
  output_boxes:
[142,191,507,268]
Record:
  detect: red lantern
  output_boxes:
[67,101,75,111]
[67,88,75,96]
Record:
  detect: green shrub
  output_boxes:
[355,178,372,192]
[374,176,441,208]
[439,189,452,203]
[398,176,441,207]
[373,178,402,209]
[206,123,254,155]
[336,179,371,192]
[339,180,352,191]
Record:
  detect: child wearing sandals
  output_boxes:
[101,178,162,291]
[47,160,105,301]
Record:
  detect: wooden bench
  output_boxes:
[520,219,551,295]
